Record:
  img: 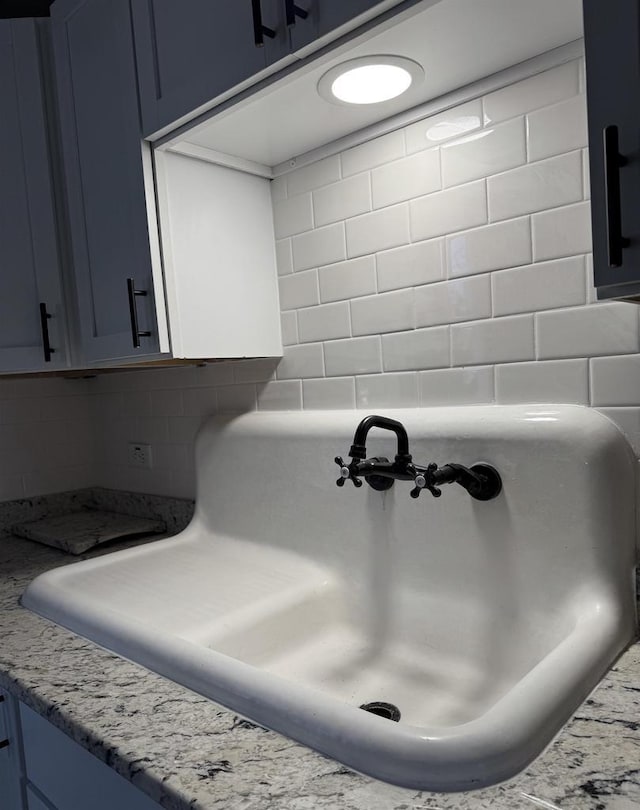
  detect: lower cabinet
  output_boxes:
[0,689,160,810]
[0,689,24,810]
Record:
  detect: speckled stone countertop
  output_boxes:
[1,532,640,810]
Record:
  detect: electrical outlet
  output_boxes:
[128,442,152,469]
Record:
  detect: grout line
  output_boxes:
[528,214,535,263]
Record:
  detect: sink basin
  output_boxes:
[22,406,637,791]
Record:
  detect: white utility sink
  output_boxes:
[22,406,637,791]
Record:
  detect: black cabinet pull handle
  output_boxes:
[0,739,9,750]
[39,303,55,363]
[603,125,630,268]
[251,0,276,46]
[127,278,151,349]
[285,0,308,25]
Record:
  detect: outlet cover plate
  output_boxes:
[128,443,152,469]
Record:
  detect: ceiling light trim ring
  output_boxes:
[317,55,425,107]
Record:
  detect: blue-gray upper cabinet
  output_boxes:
[583,0,640,301]
[51,0,164,364]
[0,19,67,373]
[132,0,290,137]
[287,0,389,51]
[132,0,390,137]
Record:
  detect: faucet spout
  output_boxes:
[349,415,411,462]
[335,414,502,501]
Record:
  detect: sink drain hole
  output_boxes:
[359,701,401,722]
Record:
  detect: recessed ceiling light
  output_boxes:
[317,56,424,106]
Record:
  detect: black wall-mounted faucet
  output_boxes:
[335,414,502,501]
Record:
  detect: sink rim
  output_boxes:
[22,548,632,791]
[21,405,639,791]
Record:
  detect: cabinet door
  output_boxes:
[20,703,160,810]
[0,20,66,373]
[51,0,165,363]
[288,0,389,52]
[132,0,290,137]
[0,690,26,810]
[584,0,640,299]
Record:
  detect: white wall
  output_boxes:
[5,54,640,503]
[0,376,94,500]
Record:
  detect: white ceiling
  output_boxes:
[170,0,583,170]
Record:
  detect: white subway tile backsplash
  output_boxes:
[371,149,440,209]
[193,362,234,387]
[483,62,580,124]
[23,466,96,498]
[286,155,341,196]
[257,380,303,410]
[582,148,590,200]
[153,443,190,472]
[527,94,588,162]
[280,311,298,345]
[416,275,491,327]
[382,326,449,372]
[356,373,418,409]
[405,100,483,154]
[351,289,414,336]
[303,377,356,410]
[20,55,640,507]
[216,384,256,413]
[418,366,495,405]
[298,301,351,343]
[377,239,444,292]
[319,256,377,303]
[167,416,201,444]
[275,239,293,276]
[447,217,532,278]
[341,130,405,176]
[278,269,319,310]
[536,303,640,359]
[591,355,640,406]
[150,389,183,418]
[171,468,196,500]
[276,343,324,379]
[324,336,382,376]
[120,391,152,419]
[313,173,371,226]
[42,395,88,422]
[273,193,313,238]
[495,359,589,404]
[346,204,410,258]
[233,359,278,384]
[410,180,487,242]
[292,222,346,271]
[0,474,24,501]
[452,314,535,366]
[182,387,216,418]
[135,416,169,444]
[532,201,592,261]
[488,151,583,221]
[441,117,526,188]
[1,397,41,424]
[492,256,586,316]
